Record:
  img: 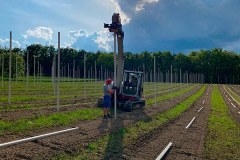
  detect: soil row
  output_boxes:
[120,85,211,160]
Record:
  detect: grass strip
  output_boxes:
[0,108,102,135]
[224,85,240,105]
[146,84,199,105]
[144,83,176,95]
[53,85,206,160]
[203,85,240,160]
[144,84,189,98]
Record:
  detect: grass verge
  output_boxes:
[203,85,240,159]
[52,85,206,160]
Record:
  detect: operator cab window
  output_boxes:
[123,73,138,95]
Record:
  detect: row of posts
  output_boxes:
[3,32,61,109]
[2,31,204,107]
[0,54,205,85]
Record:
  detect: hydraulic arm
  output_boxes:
[104,13,124,88]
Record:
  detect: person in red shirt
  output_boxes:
[103,79,113,119]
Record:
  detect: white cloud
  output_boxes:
[68,30,88,40]
[109,0,131,25]
[23,26,53,41]
[94,30,112,51]
[62,42,72,48]
[0,38,21,48]
[136,0,159,11]
[70,29,113,51]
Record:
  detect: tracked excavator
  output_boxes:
[97,13,145,111]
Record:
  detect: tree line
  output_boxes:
[0,44,239,84]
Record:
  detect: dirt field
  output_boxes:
[0,85,202,160]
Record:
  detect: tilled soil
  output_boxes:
[122,85,211,160]
[219,85,240,124]
[0,85,202,160]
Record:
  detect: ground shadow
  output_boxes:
[98,106,152,160]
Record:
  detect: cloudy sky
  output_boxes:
[1,0,240,53]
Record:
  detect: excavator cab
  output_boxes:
[121,71,143,98]
[117,70,145,111]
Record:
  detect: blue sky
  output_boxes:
[1,0,240,53]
